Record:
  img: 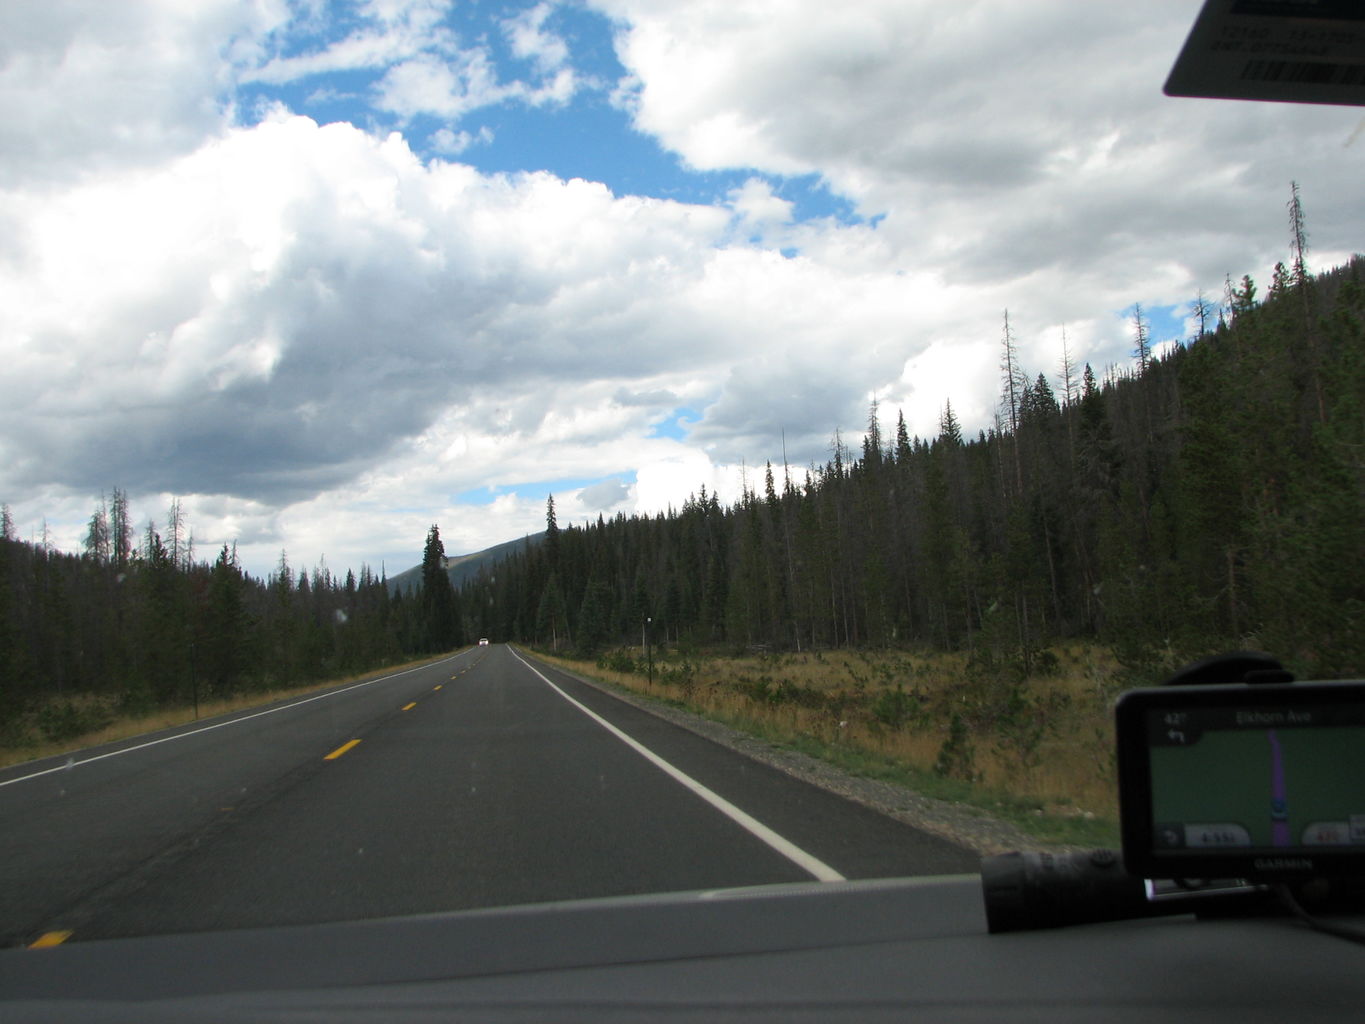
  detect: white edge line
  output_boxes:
[510,648,845,884]
[0,652,469,789]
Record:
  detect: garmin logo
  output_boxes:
[1253,857,1314,872]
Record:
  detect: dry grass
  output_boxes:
[546,644,1126,822]
[0,653,459,771]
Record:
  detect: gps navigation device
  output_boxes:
[1116,681,1365,882]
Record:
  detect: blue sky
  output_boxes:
[458,472,634,508]
[236,2,860,222]
[1,0,1359,577]
[649,408,700,442]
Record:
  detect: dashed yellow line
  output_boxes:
[434,684,443,691]
[401,702,417,711]
[29,931,72,949]
[324,739,361,761]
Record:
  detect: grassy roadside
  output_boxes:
[0,651,466,772]
[532,645,1124,849]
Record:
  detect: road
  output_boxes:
[0,645,977,947]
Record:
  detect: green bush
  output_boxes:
[733,675,828,710]
[35,699,110,742]
[733,674,774,704]
[118,681,155,717]
[1031,649,1061,676]
[934,712,978,780]
[870,683,919,729]
[598,648,639,674]
[659,659,696,688]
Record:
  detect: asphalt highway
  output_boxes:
[0,645,977,947]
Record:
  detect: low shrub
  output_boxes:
[36,698,112,742]
[597,648,639,674]
[870,684,920,729]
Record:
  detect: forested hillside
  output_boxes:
[461,256,1364,680]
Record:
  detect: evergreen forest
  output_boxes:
[463,255,1364,680]
[0,516,460,739]
[2,252,1362,741]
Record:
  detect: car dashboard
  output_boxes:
[3,873,1362,1022]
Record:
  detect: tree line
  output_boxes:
[461,253,1363,681]
[0,509,462,737]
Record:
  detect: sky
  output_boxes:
[1,0,1361,580]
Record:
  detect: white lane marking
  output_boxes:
[510,648,846,884]
[0,653,470,789]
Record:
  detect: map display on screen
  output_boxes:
[1147,706,1365,852]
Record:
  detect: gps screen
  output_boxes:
[1146,705,1365,853]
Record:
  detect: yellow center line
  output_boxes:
[29,931,72,949]
[434,684,444,690]
[324,739,361,761]
[401,702,417,711]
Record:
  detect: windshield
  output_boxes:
[1,0,1361,949]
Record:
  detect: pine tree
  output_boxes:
[939,401,963,446]
[999,310,1025,435]
[536,572,570,650]
[575,575,612,656]
[1130,303,1151,376]
[545,494,560,570]
[862,397,884,470]
[1021,373,1057,426]
[135,521,187,702]
[166,498,186,571]
[1286,180,1326,424]
[1190,291,1214,339]
[1231,275,1257,321]
[1288,180,1310,291]
[420,524,458,652]
[84,497,110,563]
[1069,363,1116,632]
[895,411,913,463]
[109,489,132,569]
[1058,326,1079,408]
[999,309,1026,495]
[204,543,251,694]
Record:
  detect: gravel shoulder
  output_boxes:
[536,653,1059,858]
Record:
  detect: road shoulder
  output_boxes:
[516,648,1054,857]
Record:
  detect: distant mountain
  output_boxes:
[387,532,545,596]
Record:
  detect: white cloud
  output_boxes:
[727,178,793,239]
[375,51,513,119]
[505,3,571,73]
[430,125,494,154]
[243,0,581,125]
[373,44,579,121]
[242,0,456,84]
[635,448,743,514]
[1,110,953,574]
[597,0,1363,327]
[578,477,631,510]
[0,0,277,186]
[5,1,1363,581]
[526,67,579,107]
